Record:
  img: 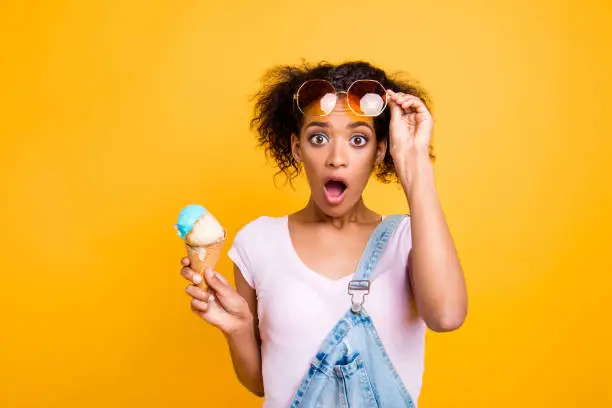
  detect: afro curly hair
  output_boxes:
[250,60,436,187]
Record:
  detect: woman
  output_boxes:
[180,60,468,407]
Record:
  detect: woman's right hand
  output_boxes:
[181,257,254,336]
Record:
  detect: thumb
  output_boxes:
[204,268,232,297]
[386,91,403,120]
[204,268,248,316]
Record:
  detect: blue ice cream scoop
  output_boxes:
[175,204,207,240]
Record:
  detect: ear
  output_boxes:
[375,137,387,165]
[291,133,302,162]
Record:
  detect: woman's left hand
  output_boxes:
[386,90,433,163]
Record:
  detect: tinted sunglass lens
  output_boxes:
[297,80,337,116]
[347,80,387,116]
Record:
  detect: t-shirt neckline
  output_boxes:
[281,214,385,285]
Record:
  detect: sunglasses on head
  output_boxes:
[293,79,389,117]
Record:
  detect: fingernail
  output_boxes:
[208,294,215,302]
[205,268,215,279]
[193,274,202,284]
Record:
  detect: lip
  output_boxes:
[323,176,348,206]
[324,176,349,186]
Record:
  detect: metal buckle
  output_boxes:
[348,280,370,314]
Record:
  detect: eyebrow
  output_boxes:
[348,121,374,131]
[305,121,374,131]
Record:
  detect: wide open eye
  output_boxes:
[310,133,329,145]
[350,135,367,147]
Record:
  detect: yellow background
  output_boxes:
[1,0,610,406]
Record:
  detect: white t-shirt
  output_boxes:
[227,215,426,407]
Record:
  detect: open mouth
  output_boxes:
[323,178,348,205]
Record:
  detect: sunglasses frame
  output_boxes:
[293,79,389,117]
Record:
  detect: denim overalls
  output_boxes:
[288,215,416,408]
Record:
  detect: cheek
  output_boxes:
[354,148,379,175]
[300,152,324,178]
[301,147,326,166]
[354,145,378,164]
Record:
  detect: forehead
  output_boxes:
[300,98,375,132]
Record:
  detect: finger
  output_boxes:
[186,284,214,301]
[203,269,245,313]
[388,96,404,119]
[192,298,230,329]
[214,272,230,286]
[395,94,416,105]
[388,93,413,110]
[389,91,411,101]
[400,101,418,114]
[181,266,204,285]
[191,298,209,312]
[388,90,419,104]
[182,257,190,266]
[387,91,407,113]
[386,89,403,101]
[204,268,233,297]
[401,99,429,114]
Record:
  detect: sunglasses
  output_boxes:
[293,79,389,117]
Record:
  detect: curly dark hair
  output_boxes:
[249,60,436,187]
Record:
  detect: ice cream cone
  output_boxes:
[185,228,226,291]
[176,204,226,291]
[185,240,223,290]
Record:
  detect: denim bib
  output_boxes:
[288,215,416,408]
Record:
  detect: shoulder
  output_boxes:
[234,215,284,241]
[231,215,288,252]
[383,213,412,253]
[228,215,285,289]
[385,213,411,235]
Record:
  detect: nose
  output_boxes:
[326,139,348,168]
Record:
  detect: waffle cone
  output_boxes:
[186,239,224,291]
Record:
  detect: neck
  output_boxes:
[297,195,380,228]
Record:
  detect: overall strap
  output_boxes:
[348,214,405,313]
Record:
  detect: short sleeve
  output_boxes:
[382,214,413,265]
[227,223,256,289]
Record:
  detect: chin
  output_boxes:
[315,195,355,217]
